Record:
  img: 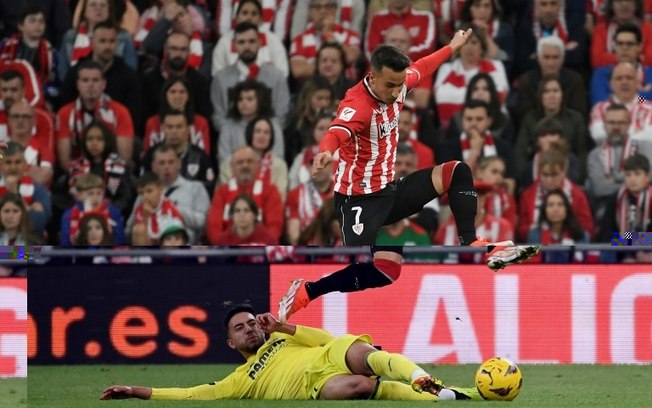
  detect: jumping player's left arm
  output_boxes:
[407,28,473,90]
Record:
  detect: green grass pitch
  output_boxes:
[0,377,27,406]
[28,364,652,407]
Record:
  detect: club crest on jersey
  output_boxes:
[352,223,364,235]
[339,107,356,122]
[377,117,399,138]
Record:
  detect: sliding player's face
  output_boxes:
[227,312,266,354]
[370,66,406,105]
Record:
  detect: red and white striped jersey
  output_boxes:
[329,68,422,196]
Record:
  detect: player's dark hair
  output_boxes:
[245,116,275,154]
[370,45,411,73]
[234,21,259,36]
[224,303,256,336]
[137,172,161,189]
[614,23,643,43]
[76,60,105,80]
[624,154,651,173]
[533,117,563,138]
[538,188,586,242]
[462,99,491,117]
[19,4,46,22]
[0,70,24,85]
[237,0,262,16]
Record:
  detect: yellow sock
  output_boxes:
[365,351,427,383]
[373,381,439,401]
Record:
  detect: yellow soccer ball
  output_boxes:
[475,357,522,401]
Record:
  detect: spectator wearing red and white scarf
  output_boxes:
[138,1,211,78]
[0,141,52,235]
[518,148,593,242]
[140,32,212,123]
[587,103,652,220]
[126,172,185,245]
[291,0,365,39]
[0,5,55,92]
[143,76,211,155]
[212,0,289,78]
[0,60,45,110]
[217,0,292,41]
[526,188,590,263]
[591,0,652,68]
[5,100,54,186]
[60,172,126,246]
[513,0,584,77]
[365,0,436,62]
[589,62,652,144]
[206,146,284,244]
[56,60,134,171]
[219,116,288,201]
[290,0,361,82]
[58,0,137,81]
[67,120,135,217]
[475,155,517,228]
[215,193,278,245]
[438,100,516,193]
[285,159,334,245]
[434,25,508,129]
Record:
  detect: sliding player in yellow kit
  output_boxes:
[100,304,480,401]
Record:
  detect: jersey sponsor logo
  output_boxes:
[247,338,286,380]
[377,117,399,138]
[339,107,357,122]
[352,223,364,235]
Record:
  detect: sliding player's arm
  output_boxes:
[100,374,242,400]
[257,313,335,346]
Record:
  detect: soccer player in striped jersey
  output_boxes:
[278,29,540,323]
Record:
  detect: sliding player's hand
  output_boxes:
[312,151,333,178]
[100,385,134,400]
[256,312,282,333]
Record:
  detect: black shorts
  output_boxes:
[334,167,439,246]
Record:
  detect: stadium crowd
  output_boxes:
[0,0,651,261]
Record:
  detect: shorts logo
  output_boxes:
[352,223,364,235]
[339,107,356,122]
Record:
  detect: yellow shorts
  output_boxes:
[303,334,373,400]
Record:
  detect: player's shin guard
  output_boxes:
[442,161,478,245]
[305,260,401,299]
[371,381,439,401]
[365,351,423,383]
